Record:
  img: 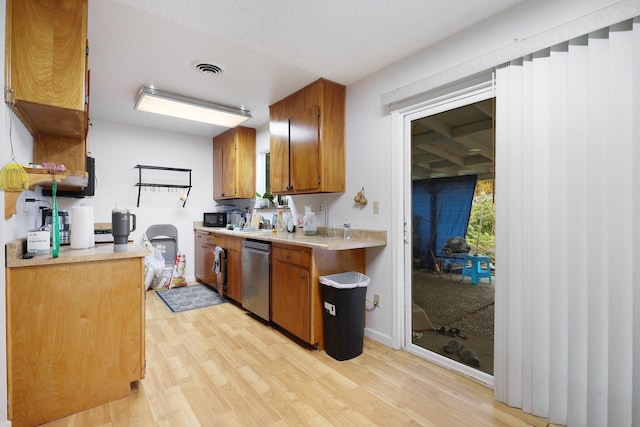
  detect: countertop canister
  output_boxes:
[70,206,95,249]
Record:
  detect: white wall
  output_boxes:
[73,119,257,280]
[8,118,259,281]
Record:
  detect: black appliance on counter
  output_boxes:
[203,212,227,227]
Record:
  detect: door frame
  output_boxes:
[391,75,495,386]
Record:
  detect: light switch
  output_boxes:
[373,201,380,214]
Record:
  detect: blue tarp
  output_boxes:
[412,175,477,270]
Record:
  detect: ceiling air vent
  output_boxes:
[192,61,224,76]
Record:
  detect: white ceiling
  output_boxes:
[88,0,523,138]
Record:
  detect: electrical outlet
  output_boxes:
[373,293,380,308]
[318,202,323,213]
[373,201,380,214]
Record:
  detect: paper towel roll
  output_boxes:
[70,206,95,249]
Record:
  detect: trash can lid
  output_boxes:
[319,271,370,289]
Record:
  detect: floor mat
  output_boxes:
[154,284,228,313]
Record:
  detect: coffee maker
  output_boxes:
[112,208,136,252]
[41,208,70,245]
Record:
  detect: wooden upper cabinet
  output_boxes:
[5,0,89,139]
[269,78,346,195]
[213,126,256,200]
[268,100,290,194]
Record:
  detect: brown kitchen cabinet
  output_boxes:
[271,243,365,348]
[5,243,146,427]
[194,230,217,287]
[216,234,243,302]
[4,0,90,192]
[213,126,256,200]
[271,245,312,342]
[269,78,346,195]
[5,0,90,140]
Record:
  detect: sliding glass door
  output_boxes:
[402,86,495,384]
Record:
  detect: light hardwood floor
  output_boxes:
[42,287,551,427]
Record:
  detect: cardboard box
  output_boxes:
[27,230,50,255]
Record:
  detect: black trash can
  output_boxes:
[320,272,370,361]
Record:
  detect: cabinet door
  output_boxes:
[195,236,206,282]
[213,137,224,199]
[221,136,237,197]
[226,249,243,302]
[213,131,236,199]
[213,127,255,200]
[234,127,257,198]
[202,244,217,286]
[5,0,88,138]
[290,105,320,193]
[271,260,310,342]
[269,101,291,193]
[195,232,216,286]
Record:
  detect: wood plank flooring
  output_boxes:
[42,287,551,427]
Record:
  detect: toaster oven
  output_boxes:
[203,212,227,227]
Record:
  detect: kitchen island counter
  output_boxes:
[5,239,146,427]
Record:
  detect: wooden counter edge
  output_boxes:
[193,222,387,250]
[6,239,148,268]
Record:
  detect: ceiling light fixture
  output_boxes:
[134,86,251,128]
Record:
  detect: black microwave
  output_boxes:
[203,212,227,227]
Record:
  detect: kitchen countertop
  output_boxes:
[194,222,386,250]
[6,239,148,268]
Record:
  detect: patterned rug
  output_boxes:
[155,284,228,313]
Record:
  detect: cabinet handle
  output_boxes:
[301,274,305,280]
[286,254,291,259]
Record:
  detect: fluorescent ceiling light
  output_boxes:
[134,86,251,128]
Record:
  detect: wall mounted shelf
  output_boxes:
[3,168,74,219]
[135,165,192,207]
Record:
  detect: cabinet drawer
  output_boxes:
[196,232,216,245]
[273,245,311,268]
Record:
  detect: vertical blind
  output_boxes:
[494,17,640,427]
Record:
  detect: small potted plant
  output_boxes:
[255,192,275,208]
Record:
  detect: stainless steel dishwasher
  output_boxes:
[241,239,271,321]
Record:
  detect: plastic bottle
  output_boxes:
[287,214,295,232]
[343,218,351,239]
[276,209,285,232]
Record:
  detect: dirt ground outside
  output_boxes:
[412,268,494,375]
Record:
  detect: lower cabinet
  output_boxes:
[216,235,243,302]
[194,231,217,287]
[272,245,312,342]
[271,243,366,349]
[6,254,146,427]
